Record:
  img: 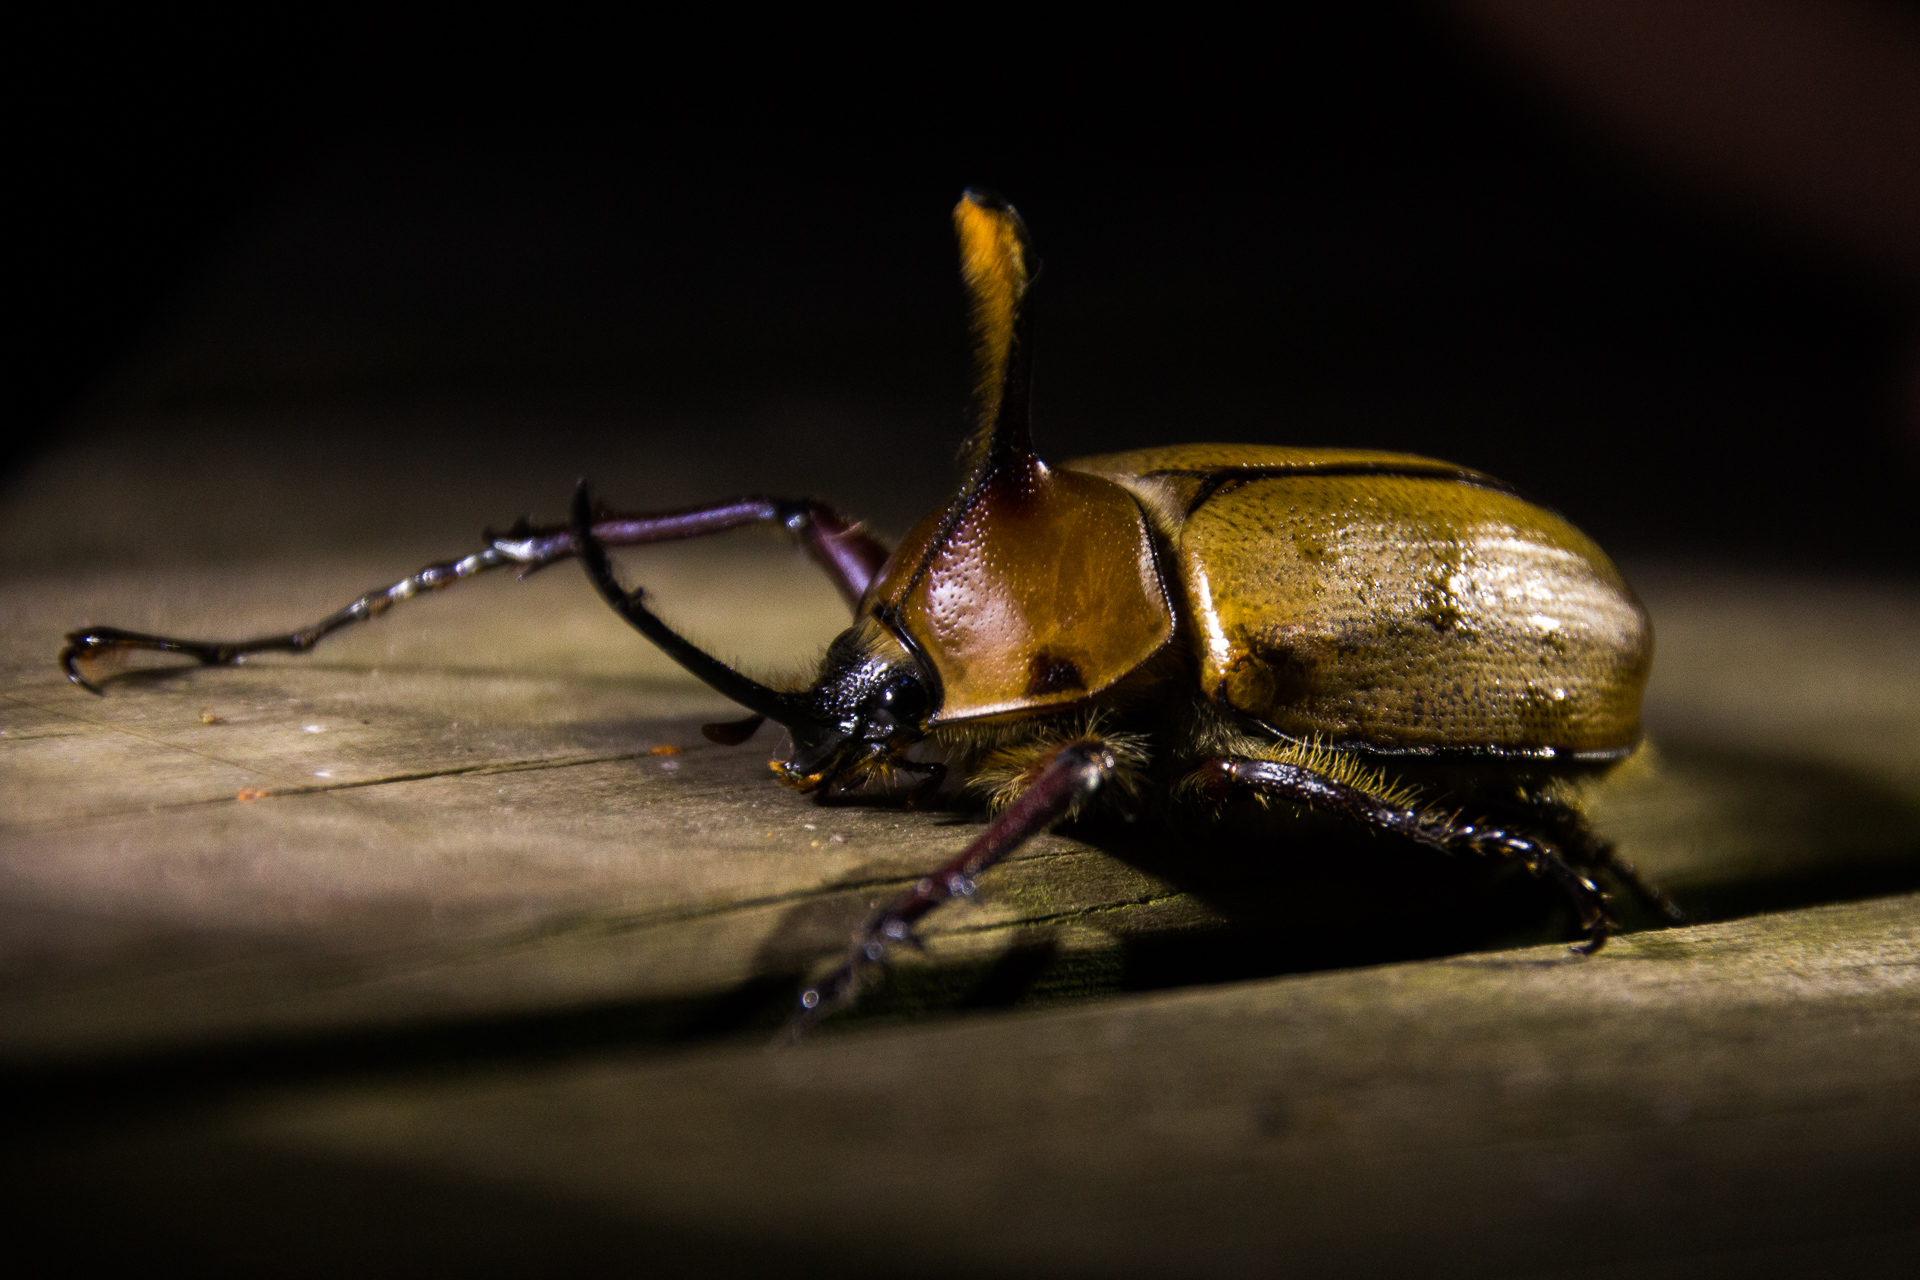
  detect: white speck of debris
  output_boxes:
[315,771,332,779]
[803,823,816,830]
[829,833,847,844]
[659,759,681,772]
[303,724,324,733]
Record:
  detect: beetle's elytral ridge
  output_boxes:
[1165,462,1524,517]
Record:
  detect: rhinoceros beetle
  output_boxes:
[62,189,1681,1031]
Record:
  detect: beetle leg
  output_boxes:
[59,495,890,693]
[1190,757,1614,955]
[902,759,949,807]
[786,737,1119,1038]
[1514,798,1687,925]
[810,758,947,808]
[1582,842,1686,924]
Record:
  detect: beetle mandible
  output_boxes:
[62,189,1680,1030]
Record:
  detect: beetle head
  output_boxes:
[573,190,1162,789]
[771,616,936,792]
[571,484,937,795]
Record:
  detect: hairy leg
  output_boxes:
[787,737,1119,1037]
[61,494,890,692]
[1190,756,1615,954]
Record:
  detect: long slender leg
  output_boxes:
[1190,757,1615,954]
[788,738,1119,1036]
[60,495,891,692]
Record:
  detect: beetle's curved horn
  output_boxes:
[570,483,822,730]
[954,189,1039,477]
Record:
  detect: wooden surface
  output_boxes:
[2,431,1918,1275]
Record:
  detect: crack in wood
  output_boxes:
[0,739,742,831]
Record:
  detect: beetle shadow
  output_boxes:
[1585,740,1920,923]
[1082,741,1920,1001]
[788,740,1920,1020]
[19,744,1910,1115]
[1070,811,1587,996]
[738,810,1593,1029]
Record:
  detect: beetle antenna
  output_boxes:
[571,482,822,730]
[954,188,1040,480]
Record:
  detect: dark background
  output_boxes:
[14,2,1920,571]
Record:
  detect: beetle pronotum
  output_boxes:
[63,190,1680,1031]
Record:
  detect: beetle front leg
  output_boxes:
[509,496,889,609]
[1191,757,1615,954]
[60,495,890,693]
[787,737,1119,1037]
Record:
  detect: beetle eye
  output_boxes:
[876,676,928,728]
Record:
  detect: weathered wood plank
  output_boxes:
[3,426,1918,1273]
[13,895,1917,1276]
